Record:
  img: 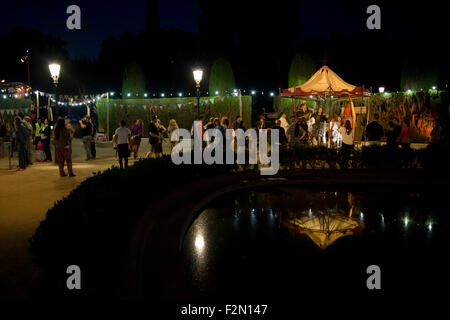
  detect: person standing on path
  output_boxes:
[54,118,75,177]
[14,117,29,171]
[79,115,93,160]
[40,119,52,161]
[90,117,97,159]
[24,116,34,164]
[114,120,131,168]
[130,119,144,159]
[34,118,44,147]
[147,116,160,158]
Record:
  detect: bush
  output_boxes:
[96,96,252,139]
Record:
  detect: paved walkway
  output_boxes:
[0,138,170,299]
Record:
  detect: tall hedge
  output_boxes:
[400,55,438,91]
[288,52,316,88]
[208,58,236,95]
[96,95,252,139]
[122,62,146,99]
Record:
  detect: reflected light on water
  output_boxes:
[195,235,205,252]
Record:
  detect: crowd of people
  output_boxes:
[0,113,97,176]
[0,104,447,174]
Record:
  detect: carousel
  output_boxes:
[281,66,371,145]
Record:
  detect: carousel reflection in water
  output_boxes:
[182,186,445,299]
[279,209,365,249]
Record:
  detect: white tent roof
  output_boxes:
[290,65,357,93]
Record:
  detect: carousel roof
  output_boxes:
[281,66,370,99]
[282,212,364,249]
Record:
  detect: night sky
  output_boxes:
[0,0,447,59]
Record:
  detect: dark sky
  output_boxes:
[0,0,201,58]
[0,0,447,59]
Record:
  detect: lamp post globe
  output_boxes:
[193,69,203,119]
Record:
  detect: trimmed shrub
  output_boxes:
[208,58,235,95]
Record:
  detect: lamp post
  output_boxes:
[48,63,60,164]
[193,69,203,119]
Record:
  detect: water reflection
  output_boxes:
[280,210,364,249]
[195,235,205,252]
[183,186,446,299]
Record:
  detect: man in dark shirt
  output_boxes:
[148,115,160,157]
[79,115,93,160]
[272,120,288,145]
[365,113,384,142]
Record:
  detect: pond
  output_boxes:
[182,185,448,300]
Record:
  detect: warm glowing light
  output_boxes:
[144,93,148,97]
[378,87,385,93]
[161,93,165,97]
[270,92,274,96]
[127,93,131,97]
[251,90,256,95]
[432,86,436,90]
[195,235,205,251]
[215,91,219,95]
[193,69,203,85]
[48,63,61,83]
[178,92,182,97]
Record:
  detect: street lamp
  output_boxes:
[48,63,61,87]
[378,86,385,93]
[193,69,203,119]
[48,63,61,163]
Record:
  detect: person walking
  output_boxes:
[79,115,93,160]
[114,120,131,168]
[54,118,75,177]
[130,119,144,159]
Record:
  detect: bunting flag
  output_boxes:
[210,98,215,104]
[148,106,153,110]
[220,96,225,101]
[0,110,4,116]
[143,105,146,110]
[193,101,198,106]
[177,103,182,108]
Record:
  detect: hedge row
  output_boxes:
[96,95,252,139]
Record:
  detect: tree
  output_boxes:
[400,54,438,91]
[208,58,235,95]
[288,52,316,88]
[122,62,146,98]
